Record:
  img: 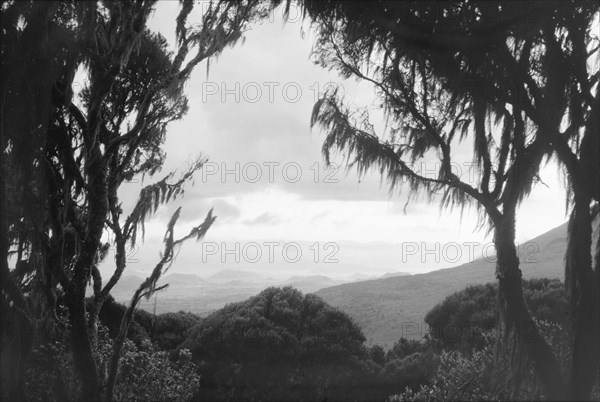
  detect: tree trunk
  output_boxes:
[89,234,127,346]
[105,330,126,402]
[564,91,600,400]
[67,281,101,401]
[495,211,566,400]
[66,142,107,401]
[105,287,144,402]
[565,195,599,401]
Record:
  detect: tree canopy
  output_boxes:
[1,1,272,399]
[425,278,568,352]
[303,1,599,399]
[183,286,368,401]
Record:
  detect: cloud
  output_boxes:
[108,3,573,280]
[178,197,242,223]
[243,212,281,226]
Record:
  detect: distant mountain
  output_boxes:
[108,273,208,297]
[344,273,378,282]
[207,269,272,284]
[106,270,356,315]
[379,271,411,279]
[283,275,345,293]
[164,273,209,286]
[109,275,144,296]
[315,222,570,349]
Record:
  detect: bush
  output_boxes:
[386,337,428,361]
[183,286,369,401]
[114,340,199,401]
[24,305,200,401]
[152,311,202,351]
[390,321,572,401]
[424,279,568,352]
[389,335,512,402]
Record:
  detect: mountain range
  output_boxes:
[105,221,582,349]
[106,269,390,315]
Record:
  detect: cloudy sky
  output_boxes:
[100,2,569,280]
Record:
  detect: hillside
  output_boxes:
[105,223,574,320]
[315,222,569,348]
[107,271,358,315]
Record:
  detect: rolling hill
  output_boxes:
[104,220,596,345]
[106,271,360,315]
[315,222,570,348]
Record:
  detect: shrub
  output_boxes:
[390,321,572,401]
[183,287,368,401]
[24,305,200,401]
[424,279,568,352]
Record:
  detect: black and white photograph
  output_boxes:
[1,1,599,400]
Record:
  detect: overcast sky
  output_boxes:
[99,2,569,280]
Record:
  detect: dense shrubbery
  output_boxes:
[425,278,568,352]
[88,296,151,346]
[22,279,574,401]
[390,322,574,401]
[90,295,201,351]
[24,304,200,401]
[151,312,202,351]
[182,286,372,400]
[113,340,199,402]
[390,333,512,402]
[392,279,575,401]
[176,286,441,401]
[25,306,79,401]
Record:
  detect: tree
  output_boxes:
[183,287,368,401]
[151,311,202,351]
[386,338,428,362]
[1,1,271,399]
[23,308,201,401]
[302,1,598,399]
[425,279,568,352]
[105,207,215,401]
[1,3,96,399]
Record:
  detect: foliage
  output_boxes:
[390,336,512,402]
[24,307,80,401]
[24,306,199,402]
[2,1,273,398]
[93,295,201,352]
[390,322,574,402]
[183,286,370,401]
[112,341,199,402]
[88,296,150,346]
[369,344,386,366]
[23,279,579,401]
[425,278,568,352]
[151,311,202,351]
[303,2,599,396]
[386,338,429,362]
[179,286,443,401]
[379,350,439,397]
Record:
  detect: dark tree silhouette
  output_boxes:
[105,207,215,401]
[1,1,271,399]
[302,1,598,399]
